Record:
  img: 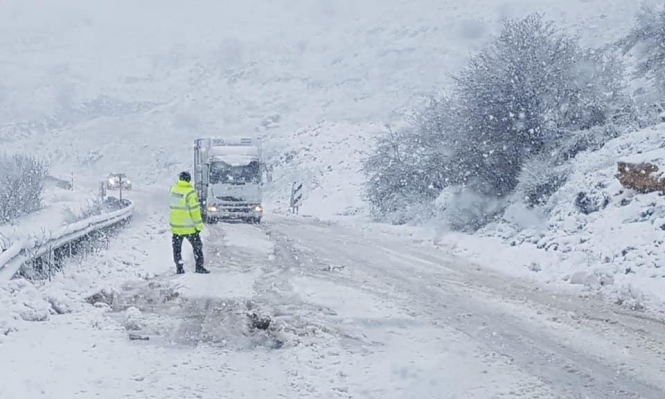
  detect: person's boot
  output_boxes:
[195,265,210,274]
[176,262,185,274]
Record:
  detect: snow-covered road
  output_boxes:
[2,193,665,398]
[267,216,665,398]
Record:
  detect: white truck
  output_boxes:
[193,137,265,224]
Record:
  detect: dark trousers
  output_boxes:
[172,232,204,269]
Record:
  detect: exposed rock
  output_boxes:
[85,288,119,307]
[616,161,665,193]
[128,333,150,341]
[575,191,610,214]
[247,312,271,330]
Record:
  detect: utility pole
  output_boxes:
[118,174,123,202]
[100,181,106,202]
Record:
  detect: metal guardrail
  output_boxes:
[0,201,135,281]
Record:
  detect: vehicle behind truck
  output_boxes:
[193,137,265,224]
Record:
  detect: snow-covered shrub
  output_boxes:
[0,153,49,223]
[362,127,435,221]
[453,14,627,197]
[404,95,468,188]
[621,4,665,97]
[362,97,461,221]
[556,124,622,163]
[364,14,629,228]
[512,124,621,209]
[513,154,570,208]
[575,48,632,128]
[435,186,505,232]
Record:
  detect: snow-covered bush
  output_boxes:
[576,49,631,127]
[621,4,665,97]
[364,14,630,228]
[435,186,505,232]
[408,96,468,187]
[512,124,622,208]
[453,14,627,197]
[513,154,571,208]
[0,154,49,223]
[362,97,461,221]
[362,127,434,221]
[556,124,622,162]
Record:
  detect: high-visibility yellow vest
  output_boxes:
[169,180,203,235]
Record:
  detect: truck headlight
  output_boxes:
[207,205,217,212]
[255,205,263,212]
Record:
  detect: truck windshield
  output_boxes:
[209,161,260,184]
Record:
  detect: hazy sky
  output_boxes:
[0,0,650,176]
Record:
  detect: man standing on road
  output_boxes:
[169,171,209,274]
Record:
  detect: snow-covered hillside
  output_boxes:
[0,0,653,213]
[2,0,664,307]
[351,122,665,313]
[483,123,665,311]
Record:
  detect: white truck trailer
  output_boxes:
[193,137,265,224]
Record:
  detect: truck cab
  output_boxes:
[193,137,265,224]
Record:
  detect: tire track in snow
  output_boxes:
[251,221,356,398]
[267,216,665,399]
[261,220,559,398]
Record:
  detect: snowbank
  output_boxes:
[0,279,70,340]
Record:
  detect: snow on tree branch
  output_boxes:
[0,154,49,223]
